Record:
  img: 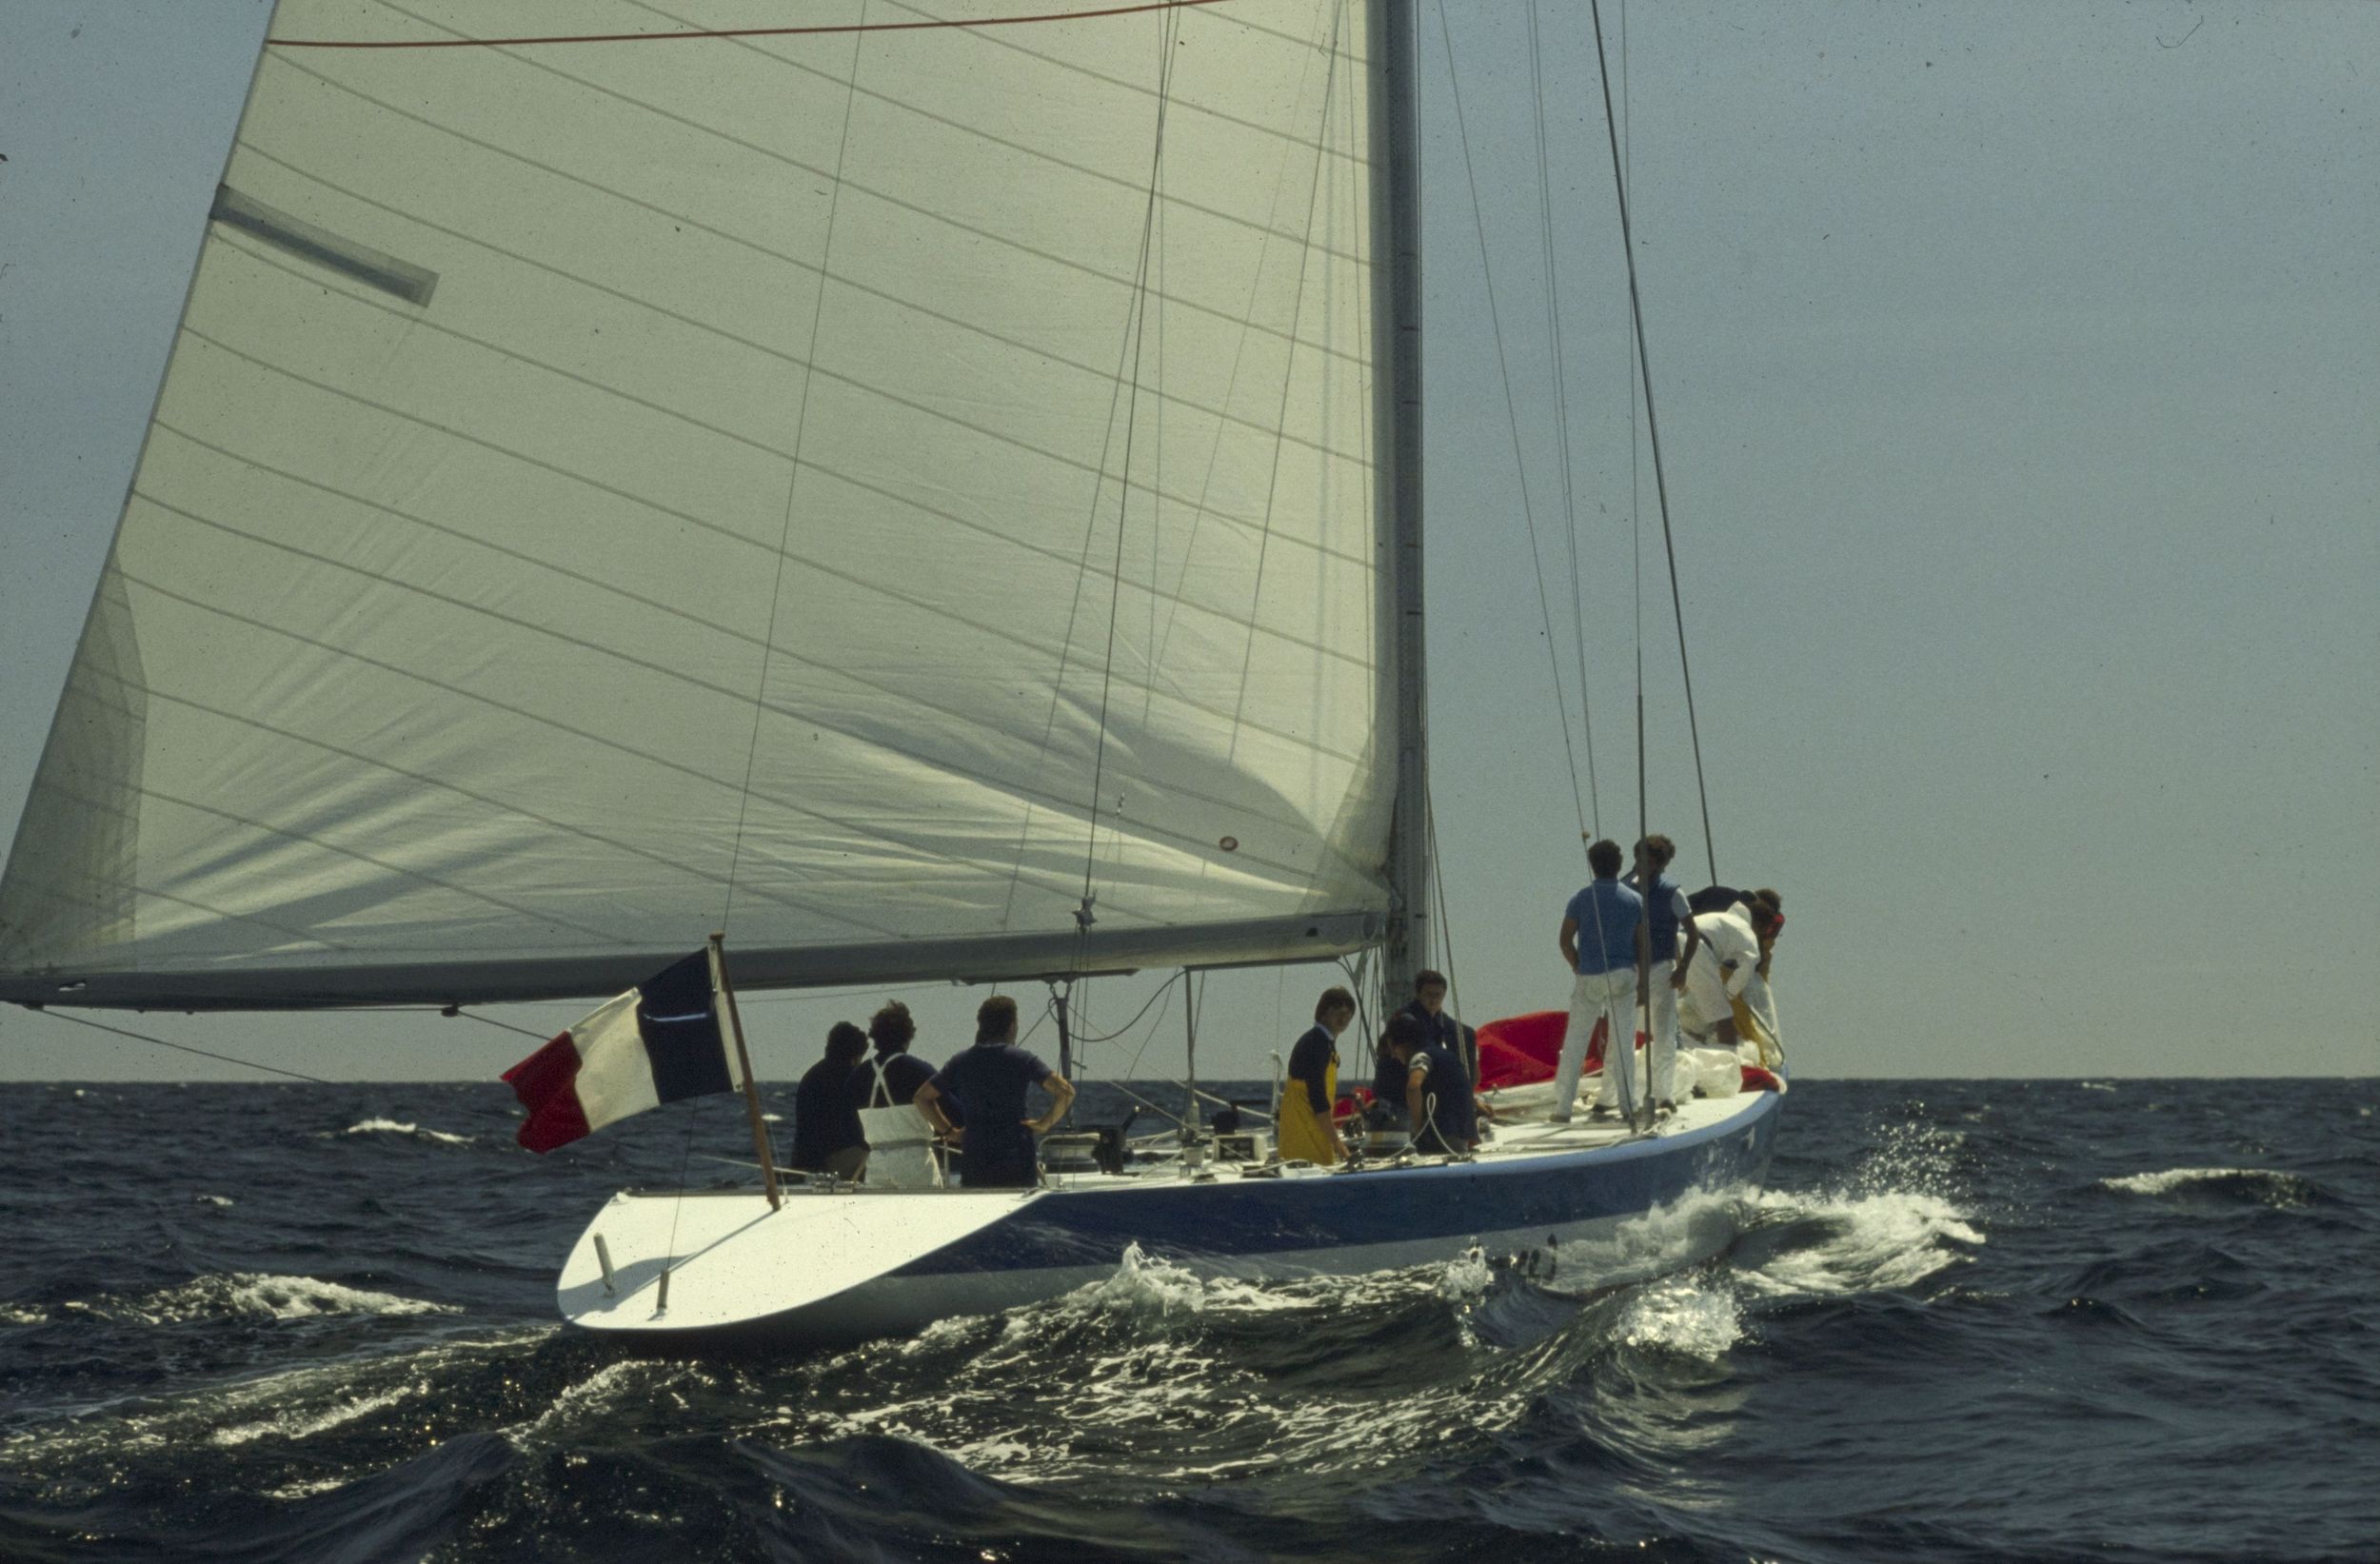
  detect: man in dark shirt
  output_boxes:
[1382,1010,1477,1156]
[1375,968,1476,1103]
[915,995,1076,1189]
[790,1022,869,1178]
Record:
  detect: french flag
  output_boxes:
[502,951,744,1153]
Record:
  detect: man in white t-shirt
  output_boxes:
[1678,902,1765,1052]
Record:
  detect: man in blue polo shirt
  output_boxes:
[1625,835,1702,1111]
[1555,838,1647,1123]
[915,995,1075,1188]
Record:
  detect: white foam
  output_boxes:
[265,1476,352,1500]
[1436,1246,1493,1300]
[517,1360,648,1441]
[341,1118,474,1146]
[196,1194,235,1207]
[211,1384,416,1447]
[1744,1189,1984,1297]
[72,1272,459,1325]
[1059,1241,1206,1318]
[2080,1081,2117,1092]
[0,1303,45,1325]
[2100,1166,2309,1203]
[1616,1274,1743,1359]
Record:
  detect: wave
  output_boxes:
[2097,1166,2321,1208]
[49,1272,459,1327]
[339,1118,475,1146]
[212,1384,421,1447]
[1614,1272,1743,1359]
[1735,1187,1985,1297]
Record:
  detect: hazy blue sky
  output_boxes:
[2,0,2373,1084]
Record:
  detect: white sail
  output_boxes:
[0,0,1398,1008]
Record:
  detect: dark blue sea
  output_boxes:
[2,1079,2373,1563]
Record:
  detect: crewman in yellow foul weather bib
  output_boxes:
[1279,985,1359,1165]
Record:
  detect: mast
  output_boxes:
[1378,0,1430,1002]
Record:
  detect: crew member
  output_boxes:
[1678,896,1783,1064]
[1677,900,1762,1049]
[1280,986,1357,1165]
[1383,1011,1477,1155]
[915,995,1075,1189]
[1625,835,1702,1111]
[790,1021,870,1178]
[1748,888,1783,980]
[854,1000,935,1107]
[1556,838,1646,1122]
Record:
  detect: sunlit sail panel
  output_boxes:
[0,0,1394,1006]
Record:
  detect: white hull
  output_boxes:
[557,1090,1781,1348]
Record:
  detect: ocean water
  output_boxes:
[1,1078,2372,1563]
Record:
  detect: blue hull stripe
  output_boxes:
[894,1093,1780,1277]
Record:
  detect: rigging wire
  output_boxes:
[1076,21,1180,925]
[1424,775,1462,1022]
[1528,0,1601,838]
[1587,0,1718,885]
[721,5,872,936]
[1006,10,1179,935]
[29,1010,339,1085]
[1434,0,1592,845]
[1071,969,1187,1043]
[447,1008,551,1040]
[1219,0,1346,764]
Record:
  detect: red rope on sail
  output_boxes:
[268,0,1234,49]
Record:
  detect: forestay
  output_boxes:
[0,0,1399,1008]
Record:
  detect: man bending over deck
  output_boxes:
[915,996,1075,1189]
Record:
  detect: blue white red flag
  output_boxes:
[502,951,742,1153]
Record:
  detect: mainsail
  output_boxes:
[0,0,1404,1009]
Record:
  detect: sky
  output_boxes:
[1,0,2373,1083]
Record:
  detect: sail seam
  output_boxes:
[615,0,1374,205]
[1223,0,1344,769]
[845,0,1376,166]
[724,2,870,939]
[1076,7,1182,931]
[146,413,1377,747]
[207,205,1378,494]
[54,654,902,941]
[262,51,1376,362]
[271,0,1240,50]
[1,826,361,959]
[47,766,647,950]
[104,549,1353,895]
[286,20,1377,274]
[1153,0,1348,675]
[207,177,1379,544]
[169,323,1381,706]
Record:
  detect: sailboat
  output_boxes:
[0,0,1781,1345]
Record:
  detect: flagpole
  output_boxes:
[709,933,782,1210]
